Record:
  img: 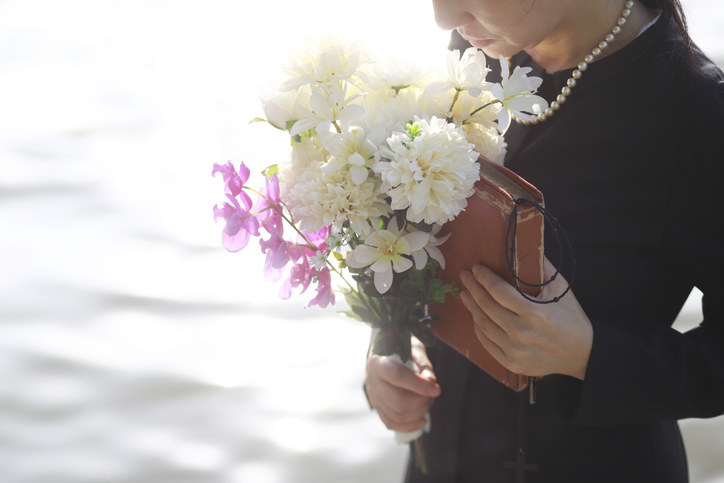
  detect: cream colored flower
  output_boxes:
[463,123,507,165]
[280,137,388,236]
[260,86,311,131]
[374,117,480,225]
[450,89,500,128]
[345,222,429,294]
[281,38,368,92]
[318,126,378,185]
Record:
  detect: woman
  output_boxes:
[364,0,724,481]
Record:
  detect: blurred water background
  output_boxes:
[1,1,722,482]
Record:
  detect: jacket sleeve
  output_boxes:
[572,72,724,426]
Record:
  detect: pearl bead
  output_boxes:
[592,47,602,57]
[606,33,615,42]
[562,87,572,96]
[625,0,634,7]
[599,41,608,50]
[578,61,588,71]
[551,101,560,111]
[557,94,567,103]
[618,17,627,26]
[622,8,632,17]
[537,113,546,122]
[566,78,577,88]
[544,108,554,117]
[584,54,595,64]
[612,26,622,35]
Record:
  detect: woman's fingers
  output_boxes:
[365,353,440,432]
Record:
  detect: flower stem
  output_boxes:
[468,99,501,119]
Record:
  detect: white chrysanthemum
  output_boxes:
[356,87,422,147]
[374,116,480,225]
[318,126,378,185]
[463,123,507,165]
[281,137,388,236]
[281,38,368,91]
[361,54,432,92]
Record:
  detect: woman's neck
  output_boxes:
[526,0,657,73]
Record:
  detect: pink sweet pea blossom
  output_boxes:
[213,194,260,252]
[255,173,281,225]
[280,257,315,299]
[307,267,335,308]
[212,161,249,197]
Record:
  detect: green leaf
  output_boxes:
[262,164,279,178]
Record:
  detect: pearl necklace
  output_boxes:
[515,0,635,126]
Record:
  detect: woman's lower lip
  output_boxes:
[468,38,494,48]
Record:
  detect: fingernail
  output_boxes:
[420,368,433,380]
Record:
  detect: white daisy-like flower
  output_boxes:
[423,47,491,100]
[281,38,368,92]
[408,224,451,270]
[290,84,365,136]
[374,116,480,225]
[491,55,549,134]
[345,221,429,294]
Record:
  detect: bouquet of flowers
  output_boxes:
[212,37,546,468]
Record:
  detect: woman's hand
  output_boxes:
[460,258,593,380]
[364,337,441,433]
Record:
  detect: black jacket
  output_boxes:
[406,13,724,483]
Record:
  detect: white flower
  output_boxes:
[423,47,491,100]
[450,89,500,128]
[260,87,310,131]
[345,222,429,294]
[463,123,507,165]
[356,86,422,147]
[290,84,365,136]
[281,38,368,91]
[409,225,451,270]
[318,126,378,185]
[491,55,548,134]
[280,137,388,236]
[373,116,480,225]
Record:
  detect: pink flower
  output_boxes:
[260,231,291,282]
[213,194,260,252]
[307,267,335,308]
[255,173,281,224]
[212,161,249,197]
[280,257,315,299]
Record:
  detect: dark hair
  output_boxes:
[639,0,695,64]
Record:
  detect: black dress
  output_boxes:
[405,13,724,483]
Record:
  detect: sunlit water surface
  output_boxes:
[1,1,723,482]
